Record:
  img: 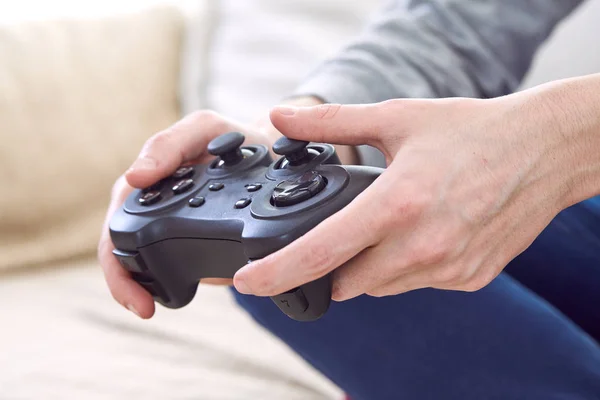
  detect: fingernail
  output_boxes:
[275,106,298,116]
[234,278,252,295]
[130,157,157,172]
[127,304,141,318]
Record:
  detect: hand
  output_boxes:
[98,110,280,318]
[233,89,580,301]
[97,94,357,319]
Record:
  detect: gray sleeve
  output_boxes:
[293,0,584,167]
[295,0,583,103]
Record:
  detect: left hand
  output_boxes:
[233,91,574,301]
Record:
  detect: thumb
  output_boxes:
[269,103,385,146]
[125,111,234,189]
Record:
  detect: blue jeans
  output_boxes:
[232,199,600,399]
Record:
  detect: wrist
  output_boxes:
[522,74,600,209]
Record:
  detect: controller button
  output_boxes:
[209,182,225,191]
[271,171,326,207]
[172,179,194,194]
[245,183,262,192]
[280,188,312,205]
[188,196,205,207]
[138,190,161,206]
[138,280,171,303]
[272,288,309,313]
[112,249,147,273]
[172,166,194,179]
[142,179,165,193]
[234,198,252,209]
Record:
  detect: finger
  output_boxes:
[329,240,422,301]
[98,239,156,318]
[98,176,155,318]
[364,272,434,298]
[126,110,242,188]
[363,262,482,298]
[329,245,391,302]
[269,103,389,146]
[233,179,389,297]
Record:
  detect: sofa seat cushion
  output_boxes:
[0,257,342,399]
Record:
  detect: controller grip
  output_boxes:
[270,274,332,322]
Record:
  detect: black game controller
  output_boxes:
[110,132,383,321]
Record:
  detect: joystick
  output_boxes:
[272,136,321,168]
[110,133,383,321]
[207,131,247,166]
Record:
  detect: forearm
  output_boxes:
[518,73,600,209]
[294,0,582,104]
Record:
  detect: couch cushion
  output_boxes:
[0,6,183,271]
[0,258,342,399]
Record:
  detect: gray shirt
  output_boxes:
[293,0,585,166]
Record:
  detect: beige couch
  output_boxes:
[0,6,341,399]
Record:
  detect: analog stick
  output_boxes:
[272,137,312,166]
[208,132,246,166]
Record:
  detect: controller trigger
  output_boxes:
[272,288,309,313]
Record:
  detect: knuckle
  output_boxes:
[377,99,406,112]
[191,109,228,131]
[460,275,490,292]
[422,241,453,266]
[302,244,333,278]
[402,245,425,267]
[331,281,352,300]
[432,264,465,284]
[316,104,341,120]
[403,237,453,268]
[455,260,496,292]
[144,127,177,153]
[377,194,426,232]
[429,244,453,265]
[366,287,389,298]
[190,109,219,121]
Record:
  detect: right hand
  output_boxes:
[98,110,281,319]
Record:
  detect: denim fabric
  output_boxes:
[232,198,600,399]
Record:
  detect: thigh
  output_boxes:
[232,199,600,400]
[233,274,600,400]
[505,197,600,340]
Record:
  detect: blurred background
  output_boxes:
[0,0,598,398]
